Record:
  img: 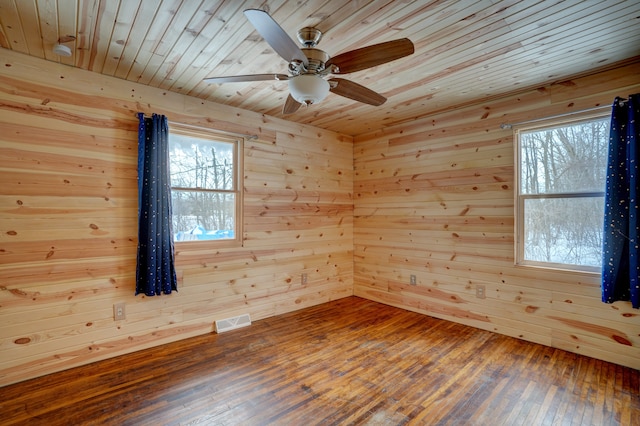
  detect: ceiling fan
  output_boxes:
[203,9,415,114]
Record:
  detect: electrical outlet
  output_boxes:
[476,285,486,299]
[301,273,308,285]
[114,303,126,321]
[410,274,417,285]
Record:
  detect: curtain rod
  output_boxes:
[499,102,621,130]
[169,121,258,140]
[138,113,258,139]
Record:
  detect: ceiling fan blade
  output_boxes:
[329,78,386,106]
[244,9,308,65]
[203,74,289,84]
[327,38,414,74]
[283,94,302,114]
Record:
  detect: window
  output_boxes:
[169,124,243,246]
[515,114,609,272]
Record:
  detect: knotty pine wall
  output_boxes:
[0,49,353,386]
[353,61,640,370]
[1,47,639,387]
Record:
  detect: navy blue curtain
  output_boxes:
[136,113,177,296]
[602,94,639,308]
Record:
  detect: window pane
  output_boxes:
[172,190,235,241]
[519,119,609,194]
[169,133,235,190]
[523,197,603,267]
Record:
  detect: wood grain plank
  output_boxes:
[54,0,78,66]
[13,0,43,57]
[35,0,61,62]
[0,0,28,52]
[87,0,118,72]
[102,0,157,77]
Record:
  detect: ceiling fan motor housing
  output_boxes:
[300,48,330,73]
[287,27,330,75]
[288,47,330,75]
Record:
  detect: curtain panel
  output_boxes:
[602,94,639,308]
[136,113,177,296]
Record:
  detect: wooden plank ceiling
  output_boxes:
[1,0,639,136]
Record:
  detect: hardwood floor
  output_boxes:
[2,296,638,425]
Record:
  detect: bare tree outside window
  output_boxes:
[168,130,240,243]
[517,116,609,270]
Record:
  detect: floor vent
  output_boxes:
[215,313,251,333]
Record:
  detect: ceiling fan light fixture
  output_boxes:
[288,74,330,105]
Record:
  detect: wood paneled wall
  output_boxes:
[1,48,638,386]
[353,62,640,370]
[0,49,353,386]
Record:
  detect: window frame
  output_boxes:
[513,111,609,274]
[169,122,244,248]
